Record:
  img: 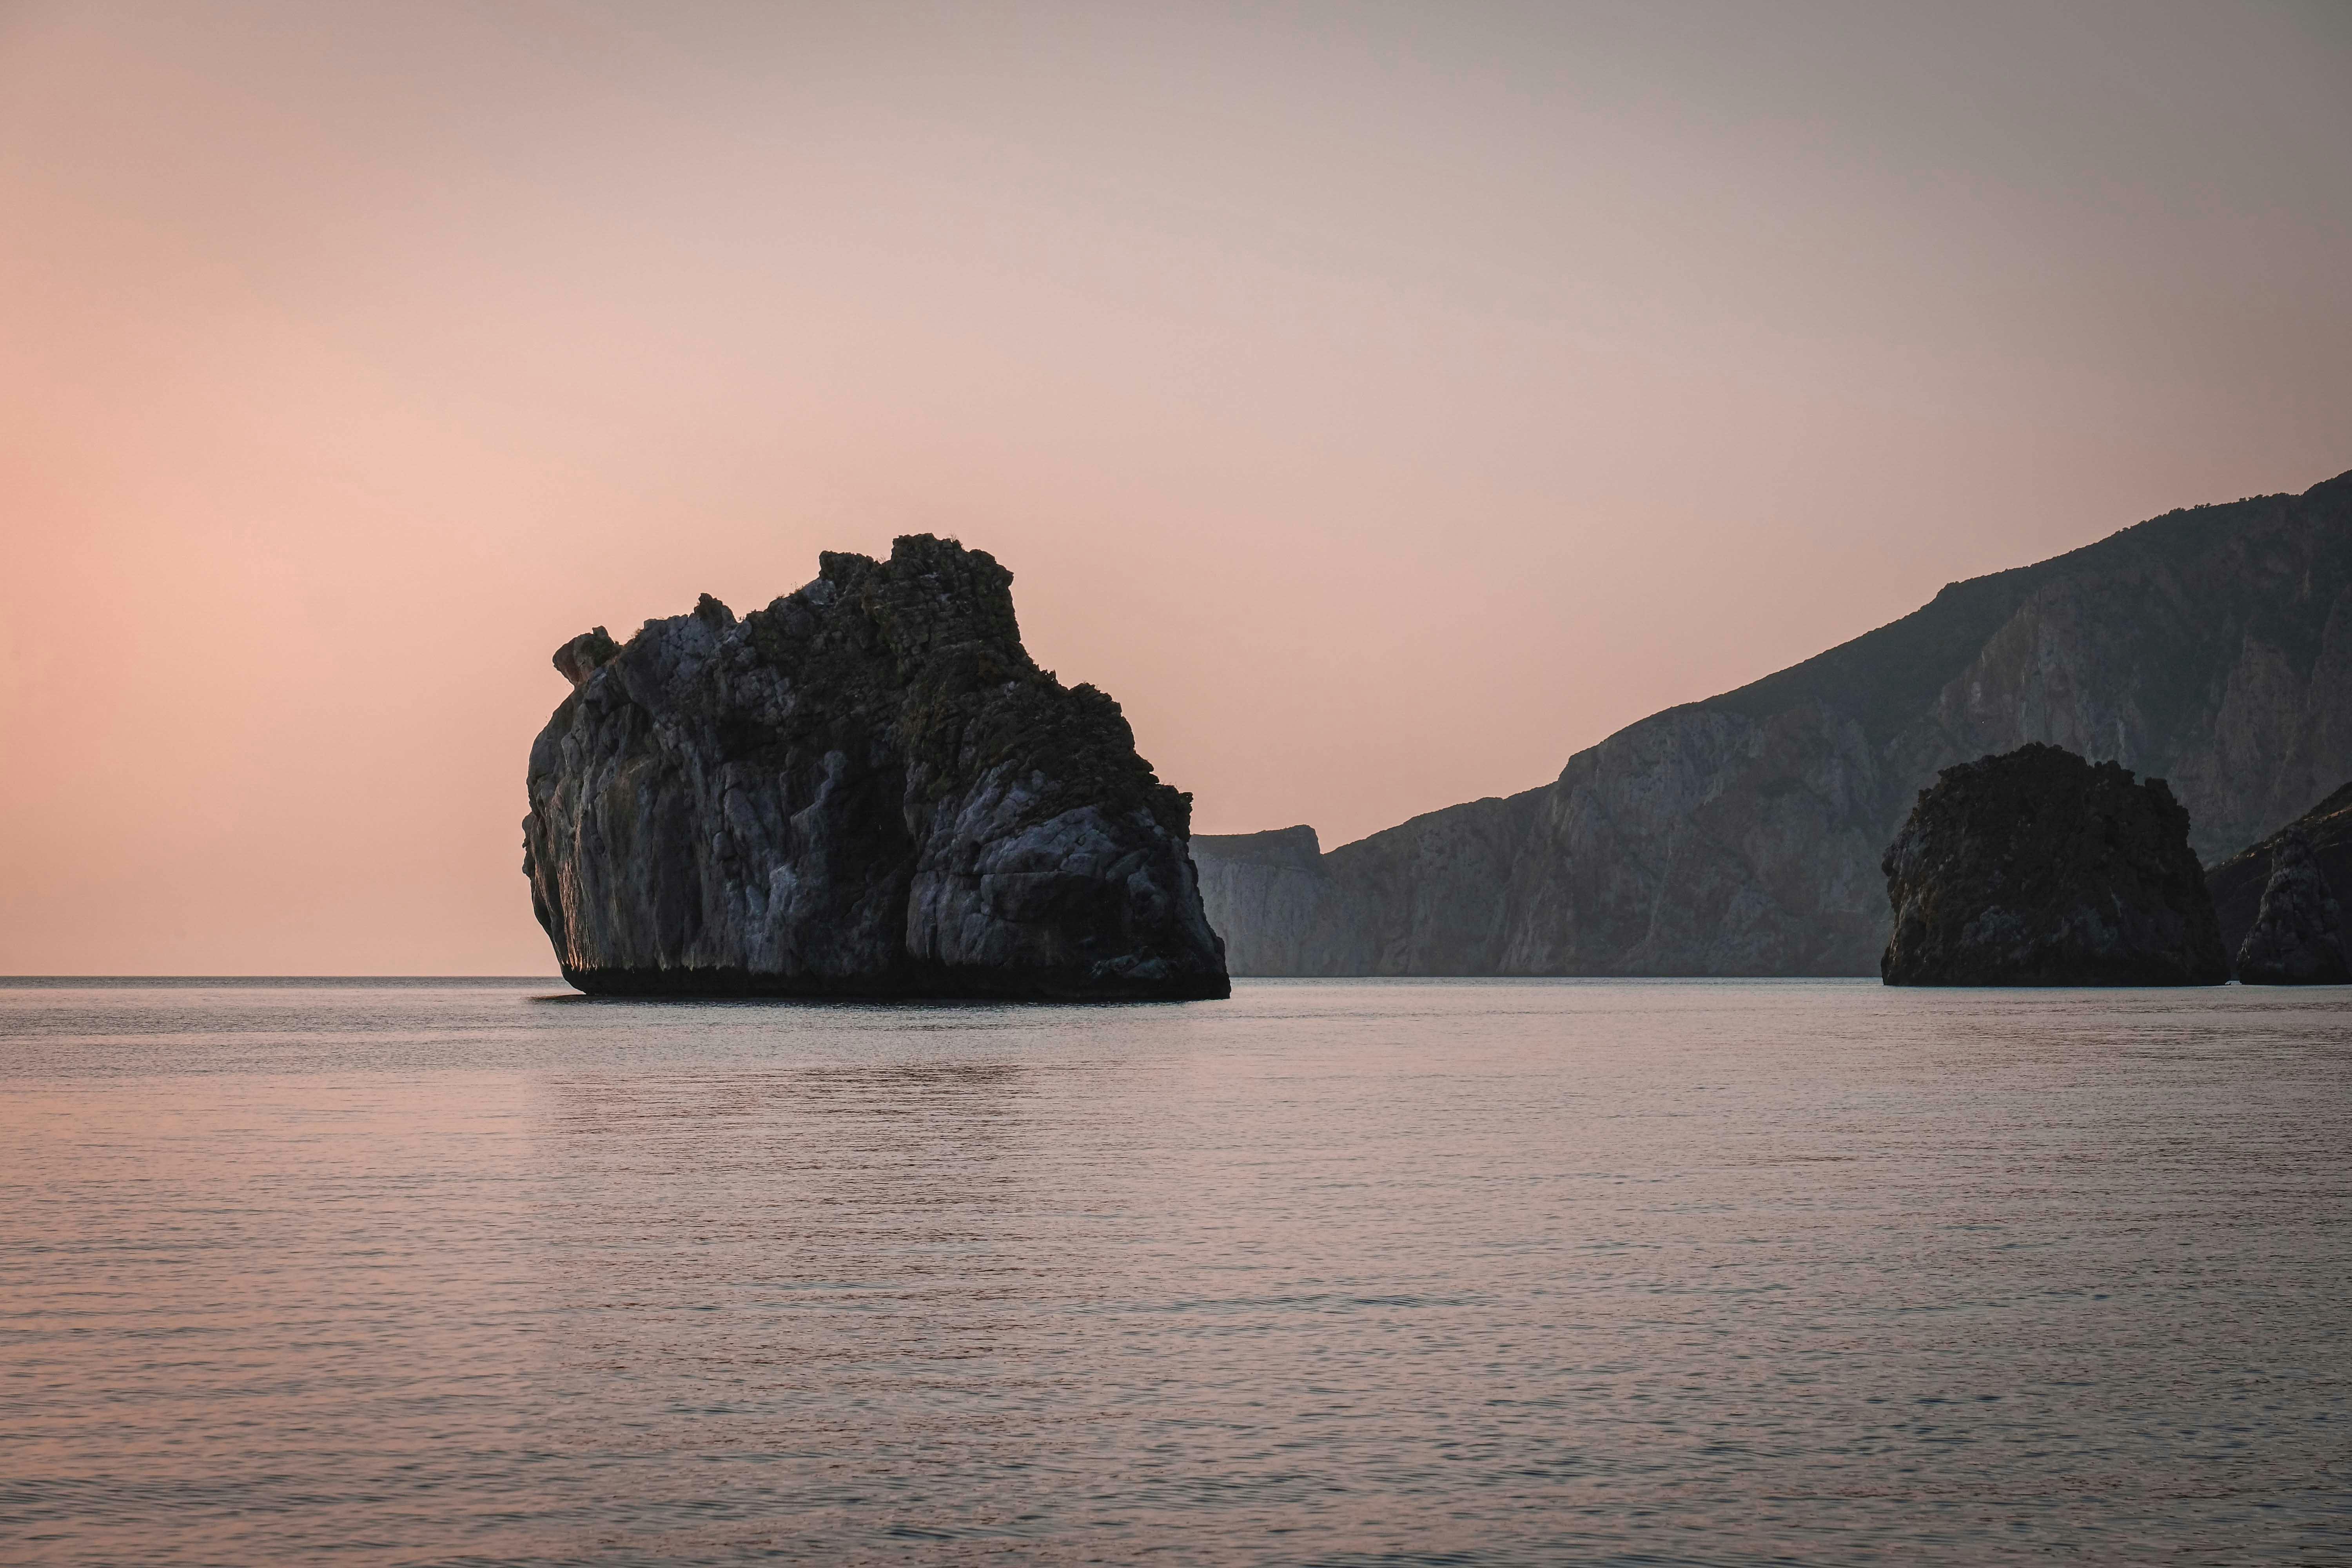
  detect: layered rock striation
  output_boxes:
[1198,468,2352,975]
[523,535,1229,1000]
[1877,744,2228,985]
[2229,831,2350,985]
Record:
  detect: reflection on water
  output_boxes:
[0,979,2346,1564]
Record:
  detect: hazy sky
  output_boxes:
[4,1,2348,974]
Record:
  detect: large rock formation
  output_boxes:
[1198,468,2352,975]
[523,535,1229,1000]
[1877,744,2228,985]
[2206,778,2352,966]
[2229,832,2350,985]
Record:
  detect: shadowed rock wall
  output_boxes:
[2207,778,2352,966]
[2231,831,2350,985]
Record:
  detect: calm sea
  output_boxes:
[0,979,2345,1565]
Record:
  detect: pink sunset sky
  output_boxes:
[3,1,2349,974]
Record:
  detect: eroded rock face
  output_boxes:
[1878,743,2228,986]
[1189,827,1343,976]
[1198,469,2352,976]
[2206,778,2352,964]
[522,535,1229,1000]
[2234,833,2350,985]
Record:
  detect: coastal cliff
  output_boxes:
[1198,469,2352,975]
[523,535,1229,1000]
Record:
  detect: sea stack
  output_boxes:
[1879,742,2229,986]
[2233,832,2350,985]
[522,535,1230,1000]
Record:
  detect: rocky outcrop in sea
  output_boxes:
[522,535,1229,1000]
[1877,743,2228,985]
[1197,468,2352,975]
[2230,831,2350,985]
[2206,778,2352,969]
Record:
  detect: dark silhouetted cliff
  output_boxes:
[1879,744,2227,986]
[2207,778,2352,971]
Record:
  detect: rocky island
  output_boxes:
[522,535,1229,1000]
[1878,743,2229,985]
[2207,778,2352,979]
[2229,831,2350,985]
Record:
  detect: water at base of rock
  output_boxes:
[2,978,2345,1566]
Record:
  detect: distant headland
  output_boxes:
[1196,468,2352,979]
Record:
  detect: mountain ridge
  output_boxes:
[1196,468,2352,976]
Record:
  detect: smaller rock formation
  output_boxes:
[1880,742,2229,986]
[523,535,1229,1000]
[2207,779,2352,964]
[2234,832,2350,985]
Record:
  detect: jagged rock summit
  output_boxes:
[522,535,1229,1000]
[1879,743,2229,986]
[2233,832,2350,985]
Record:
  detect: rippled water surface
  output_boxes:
[2,978,2347,1565]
